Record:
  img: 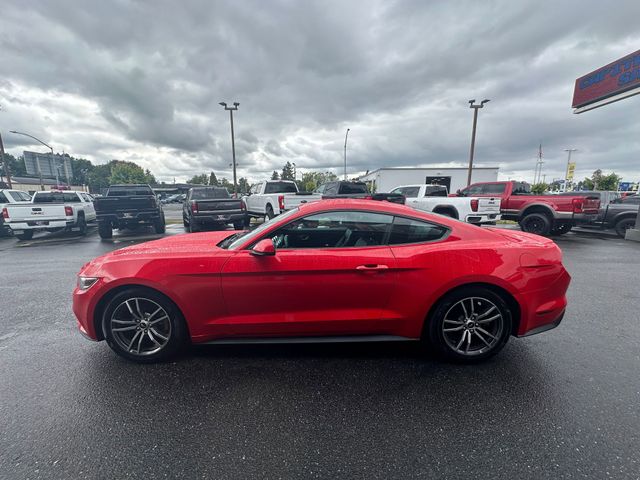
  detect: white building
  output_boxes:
[359,167,499,193]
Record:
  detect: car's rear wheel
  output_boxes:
[16,230,34,241]
[265,204,275,220]
[615,217,635,238]
[103,288,188,363]
[426,287,512,363]
[154,215,166,234]
[77,214,87,235]
[183,215,189,228]
[233,221,244,230]
[98,223,113,239]
[519,212,551,236]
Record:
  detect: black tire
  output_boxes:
[551,223,572,236]
[16,230,34,241]
[154,215,166,234]
[265,204,275,220]
[519,212,552,236]
[189,219,200,233]
[233,221,244,230]
[98,223,113,240]
[426,286,512,363]
[614,217,635,238]
[77,214,87,236]
[183,215,189,228]
[102,287,188,363]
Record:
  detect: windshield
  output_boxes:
[34,192,80,203]
[220,207,300,250]
[107,186,153,196]
[191,188,229,200]
[339,183,368,194]
[391,186,420,197]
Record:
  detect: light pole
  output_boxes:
[467,99,490,186]
[563,148,577,192]
[10,130,55,189]
[219,102,239,197]
[343,128,350,180]
[0,131,11,188]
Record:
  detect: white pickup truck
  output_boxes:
[0,189,32,236]
[244,180,303,219]
[2,190,96,240]
[390,184,500,224]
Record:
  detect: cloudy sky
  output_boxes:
[1,0,639,184]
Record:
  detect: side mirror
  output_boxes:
[456,189,463,196]
[251,239,276,256]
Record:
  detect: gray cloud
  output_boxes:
[1,0,639,184]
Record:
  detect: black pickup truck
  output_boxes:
[561,192,638,237]
[286,181,405,210]
[183,186,247,232]
[94,184,165,239]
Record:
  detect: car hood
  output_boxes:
[110,231,238,257]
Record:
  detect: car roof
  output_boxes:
[296,198,458,225]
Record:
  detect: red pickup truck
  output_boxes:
[454,181,600,236]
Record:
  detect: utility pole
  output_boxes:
[344,128,350,180]
[563,148,577,192]
[467,99,490,186]
[0,131,12,188]
[219,102,239,197]
[534,143,544,184]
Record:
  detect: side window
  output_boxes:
[269,211,393,249]
[0,192,8,203]
[481,183,506,195]
[314,184,326,194]
[8,191,23,202]
[388,217,448,245]
[622,196,640,204]
[465,185,483,195]
[323,183,338,195]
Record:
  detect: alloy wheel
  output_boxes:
[109,297,172,356]
[441,296,504,356]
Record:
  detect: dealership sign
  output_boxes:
[572,49,640,113]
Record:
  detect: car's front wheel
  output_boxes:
[426,287,512,363]
[103,288,188,363]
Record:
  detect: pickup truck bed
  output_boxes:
[183,187,247,232]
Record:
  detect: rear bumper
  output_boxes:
[518,311,564,337]
[192,212,246,224]
[466,213,501,224]
[8,220,69,230]
[555,212,598,224]
[97,212,161,227]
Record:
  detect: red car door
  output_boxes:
[218,211,399,338]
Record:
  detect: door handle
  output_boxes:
[356,264,389,272]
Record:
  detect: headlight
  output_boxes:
[77,276,99,290]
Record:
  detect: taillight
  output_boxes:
[1,208,8,219]
[470,199,479,212]
[278,195,285,211]
[572,198,584,213]
[65,206,73,216]
[191,201,198,213]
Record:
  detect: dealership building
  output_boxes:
[358,167,499,194]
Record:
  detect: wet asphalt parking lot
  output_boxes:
[1,208,639,479]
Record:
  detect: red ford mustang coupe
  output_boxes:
[73,199,570,363]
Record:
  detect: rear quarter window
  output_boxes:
[388,217,448,245]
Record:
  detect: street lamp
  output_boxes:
[344,128,350,180]
[466,99,490,186]
[10,130,55,189]
[219,102,239,196]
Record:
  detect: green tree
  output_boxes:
[87,163,112,192]
[109,160,153,185]
[238,177,250,194]
[576,177,594,191]
[281,162,295,181]
[271,170,279,180]
[531,182,549,194]
[299,171,338,192]
[219,177,233,191]
[70,157,94,186]
[0,152,27,179]
[209,171,219,186]
[187,173,209,185]
[591,169,621,191]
